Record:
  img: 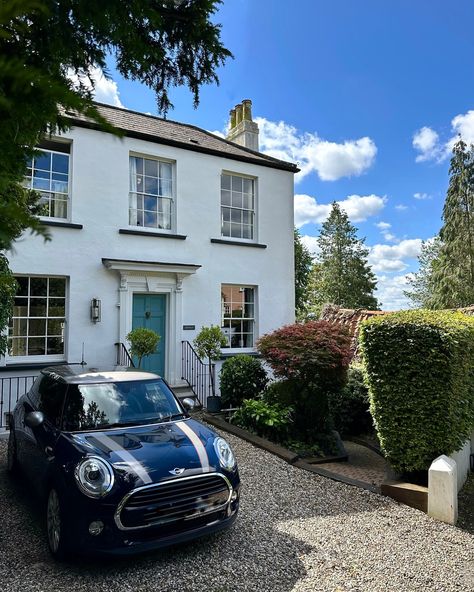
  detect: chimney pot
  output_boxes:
[229,108,236,130]
[235,103,243,125]
[242,99,252,121]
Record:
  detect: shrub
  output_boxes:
[262,379,297,407]
[126,327,160,368]
[328,364,373,437]
[257,321,351,441]
[219,355,268,407]
[359,310,474,473]
[231,399,293,443]
[194,325,227,396]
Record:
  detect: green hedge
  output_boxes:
[359,310,474,473]
[219,355,268,407]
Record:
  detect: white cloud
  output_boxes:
[413,108,474,163]
[68,66,124,108]
[395,204,408,211]
[375,221,391,230]
[295,193,386,227]
[413,192,431,200]
[375,221,397,242]
[300,235,320,257]
[413,126,440,162]
[368,238,423,273]
[375,274,412,310]
[255,117,377,182]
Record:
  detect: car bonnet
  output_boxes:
[68,418,221,486]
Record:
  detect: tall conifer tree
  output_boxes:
[307,202,378,315]
[432,139,474,308]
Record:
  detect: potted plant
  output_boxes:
[126,327,160,368]
[193,325,226,412]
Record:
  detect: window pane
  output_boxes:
[28,319,46,336]
[48,298,65,317]
[221,174,231,190]
[9,318,27,337]
[159,179,172,196]
[144,158,158,177]
[32,176,50,191]
[222,221,231,236]
[144,211,157,228]
[35,152,51,171]
[8,338,26,356]
[160,162,172,181]
[230,223,242,238]
[144,176,158,195]
[221,190,231,206]
[231,176,243,192]
[231,209,241,223]
[49,278,66,297]
[47,337,64,355]
[51,180,68,194]
[243,178,253,194]
[242,225,253,239]
[231,192,243,209]
[30,299,47,317]
[222,207,231,222]
[144,196,157,212]
[52,153,69,174]
[13,298,28,317]
[30,277,47,296]
[28,337,46,356]
[16,277,29,297]
[47,319,64,336]
[243,194,253,210]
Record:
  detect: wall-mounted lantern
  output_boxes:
[90,298,101,323]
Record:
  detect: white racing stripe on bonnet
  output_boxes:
[175,421,210,473]
[93,433,153,484]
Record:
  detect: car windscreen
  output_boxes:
[62,379,184,431]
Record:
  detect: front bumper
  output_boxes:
[67,486,240,556]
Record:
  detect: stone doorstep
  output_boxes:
[202,413,380,494]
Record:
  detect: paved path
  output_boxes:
[0,437,472,592]
[321,441,387,488]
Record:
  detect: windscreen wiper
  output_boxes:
[160,412,186,423]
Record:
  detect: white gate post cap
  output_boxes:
[430,454,456,473]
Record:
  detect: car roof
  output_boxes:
[41,365,161,385]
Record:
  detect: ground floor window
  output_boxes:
[221,284,255,348]
[8,276,66,357]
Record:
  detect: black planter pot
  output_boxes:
[206,395,222,413]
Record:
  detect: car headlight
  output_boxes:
[74,456,114,499]
[214,437,236,471]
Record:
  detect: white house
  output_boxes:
[0,100,297,420]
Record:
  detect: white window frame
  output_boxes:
[220,284,257,351]
[128,153,176,233]
[6,275,68,365]
[24,145,71,222]
[220,172,257,242]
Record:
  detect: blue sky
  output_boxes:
[91,0,474,309]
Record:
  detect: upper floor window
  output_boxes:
[221,173,255,240]
[8,276,66,358]
[221,284,255,348]
[129,155,173,230]
[24,143,70,219]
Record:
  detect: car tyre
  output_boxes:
[46,487,70,560]
[7,429,18,475]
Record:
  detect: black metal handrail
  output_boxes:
[181,341,215,407]
[0,375,37,429]
[115,342,136,367]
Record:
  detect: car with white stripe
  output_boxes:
[7,366,240,559]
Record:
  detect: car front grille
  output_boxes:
[116,473,232,530]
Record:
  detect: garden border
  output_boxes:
[203,413,380,494]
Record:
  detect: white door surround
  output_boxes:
[102,258,200,386]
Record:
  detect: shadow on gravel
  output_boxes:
[458,474,474,535]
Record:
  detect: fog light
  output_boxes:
[88,520,104,536]
[231,490,238,502]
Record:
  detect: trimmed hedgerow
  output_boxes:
[359,310,474,473]
[219,355,268,407]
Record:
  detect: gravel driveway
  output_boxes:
[0,436,472,592]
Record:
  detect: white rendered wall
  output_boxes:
[2,126,295,386]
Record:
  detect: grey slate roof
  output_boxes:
[65,102,299,173]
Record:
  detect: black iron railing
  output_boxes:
[0,375,37,429]
[115,342,136,367]
[181,341,215,407]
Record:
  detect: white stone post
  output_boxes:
[428,455,458,525]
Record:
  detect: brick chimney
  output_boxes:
[226,99,259,152]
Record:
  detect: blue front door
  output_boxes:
[132,294,166,376]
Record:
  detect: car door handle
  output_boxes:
[45,446,54,456]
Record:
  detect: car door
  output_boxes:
[21,376,65,490]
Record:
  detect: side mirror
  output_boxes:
[182,397,196,412]
[25,411,45,429]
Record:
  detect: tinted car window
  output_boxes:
[38,376,66,426]
[63,379,183,431]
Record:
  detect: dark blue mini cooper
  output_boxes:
[7,366,240,559]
